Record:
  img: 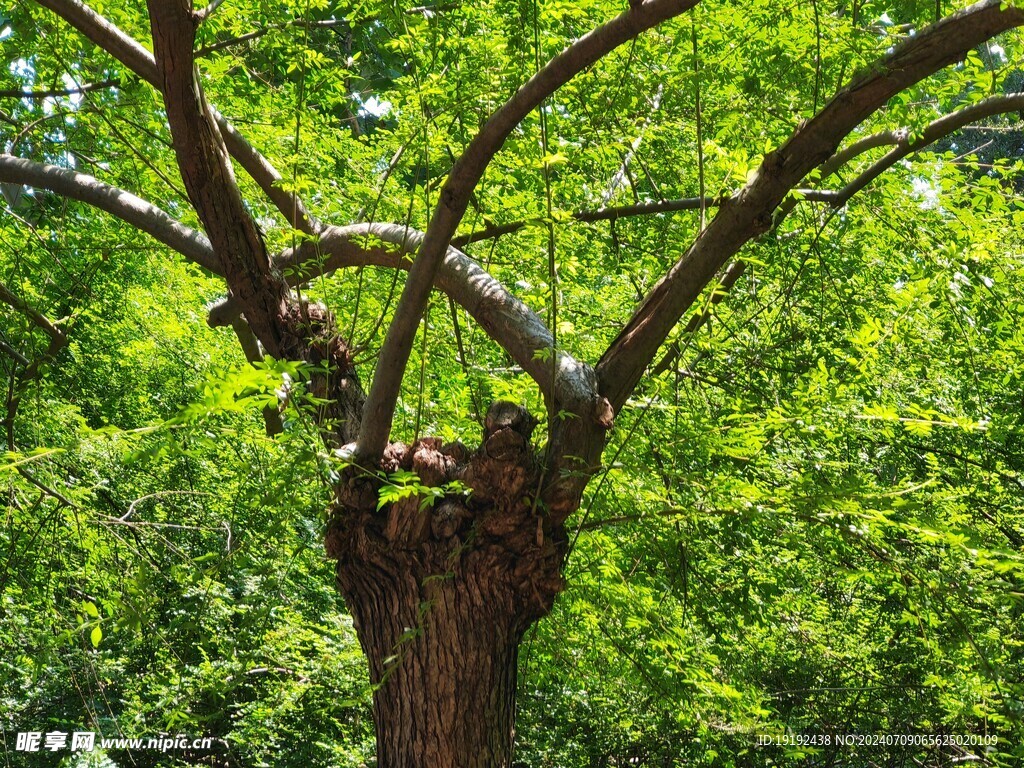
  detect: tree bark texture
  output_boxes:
[326,405,566,767]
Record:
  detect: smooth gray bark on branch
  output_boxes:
[0,153,586,412]
[357,0,699,461]
[278,224,605,422]
[0,154,220,273]
[596,0,1024,411]
[32,0,317,235]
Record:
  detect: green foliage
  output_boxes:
[3,0,1024,766]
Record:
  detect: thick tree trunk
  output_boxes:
[339,553,527,766]
[325,404,566,768]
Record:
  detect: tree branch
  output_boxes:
[0,79,120,99]
[0,339,31,367]
[829,92,1024,208]
[196,18,354,57]
[0,153,568,397]
[147,0,294,357]
[209,223,606,422]
[357,0,699,461]
[655,97,1024,343]
[195,0,227,22]
[1,280,70,455]
[768,92,1024,228]
[649,259,746,377]
[0,282,66,344]
[194,6,462,57]
[596,0,1024,411]
[451,189,838,247]
[32,0,317,235]
[0,154,220,273]
[229,316,284,436]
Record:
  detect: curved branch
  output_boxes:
[1,280,70,460]
[195,0,227,22]
[0,282,66,344]
[0,154,219,273]
[209,223,608,423]
[196,18,352,57]
[830,92,1024,207]
[673,97,1024,346]
[32,0,317,235]
[358,0,698,460]
[596,0,1024,411]
[194,6,462,57]
[769,92,1024,227]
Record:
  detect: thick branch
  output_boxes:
[0,339,30,367]
[697,98,1024,328]
[358,0,698,461]
[649,259,746,377]
[147,0,292,357]
[596,0,1024,411]
[32,0,316,234]
[0,154,219,273]
[208,223,606,423]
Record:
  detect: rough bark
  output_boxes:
[326,405,565,767]
[35,0,317,234]
[18,3,1024,765]
[146,1,363,445]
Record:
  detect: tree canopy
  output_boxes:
[2,0,1024,766]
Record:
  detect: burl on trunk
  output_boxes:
[325,403,566,768]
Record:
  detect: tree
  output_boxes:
[2,0,1024,765]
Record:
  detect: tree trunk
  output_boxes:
[339,552,527,767]
[325,405,566,768]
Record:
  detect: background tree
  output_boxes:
[2,0,1024,766]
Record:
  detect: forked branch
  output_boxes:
[0,154,586,416]
[147,0,294,357]
[653,93,1024,370]
[357,0,700,461]
[828,91,1024,208]
[276,225,605,423]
